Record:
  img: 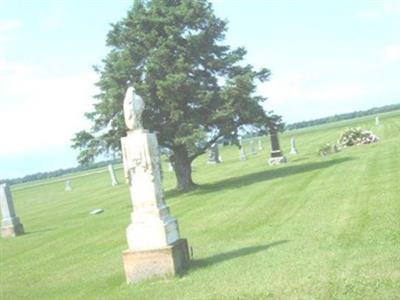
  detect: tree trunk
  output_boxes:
[171,145,195,191]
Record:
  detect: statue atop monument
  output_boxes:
[120,86,190,284]
[123,87,145,131]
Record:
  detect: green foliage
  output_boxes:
[73,0,272,168]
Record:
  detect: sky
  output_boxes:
[0,0,399,179]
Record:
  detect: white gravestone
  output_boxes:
[290,137,298,155]
[375,115,380,126]
[258,139,263,151]
[207,143,221,164]
[250,141,257,156]
[65,180,72,192]
[168,162,174,172]
[239,146,247,161]
[108,164,119,187]
[239,139,247,161]
[121,87,190,284]
[1,183,24,238]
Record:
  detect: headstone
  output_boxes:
[290,137,298,155]
[268,125,287,165]
[108,164,119,187]
[207,143,221,164]
[90,208,104,215]
[0,183,24,238]
[120,87,190,284]
[250,141,257,156]
[239,146,247,161]
[168,162,174,172]
[375,115,380,126]
[258,139,263,151]
[65,180,72,192]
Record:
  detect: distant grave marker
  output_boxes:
[258,139,263,151]
[375,115,380,126]
[207,143,221,164]
[0,183,24,238]
[250,141,257,156]
[268,125,287,165]
[290,137,298,155]
[90,208,104,215]
[239,139,247,161]
[65,180,72,192]
[108,164,119,187]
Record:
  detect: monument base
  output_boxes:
[268,156,287,165]
[1,223,24,238]
[122,239,190,284]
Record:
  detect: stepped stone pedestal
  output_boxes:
[1,183,24,238]
[121,87,190,284]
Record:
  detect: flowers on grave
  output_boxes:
[338,128,380,147]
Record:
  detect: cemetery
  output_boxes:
[1,110,399,299]
[1,0,399,299]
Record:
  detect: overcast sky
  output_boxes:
[1,0,399,179]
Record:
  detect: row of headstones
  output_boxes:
[1,163,121,237]
[65,113,381,188]
[13,111,379,234]
[65,164,119,192]
[64,132,307,193]
[205,136,299,164]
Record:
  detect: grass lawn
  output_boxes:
[1,111,399,299]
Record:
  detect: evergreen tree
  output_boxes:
[72,0,274,190]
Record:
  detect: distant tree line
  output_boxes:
[0,159,121,186]
[286,103,400,130]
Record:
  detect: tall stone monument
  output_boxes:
[108,164,119,187]
[290,137,298,155]
[1,183,24,238]
[207,143,221,164]
[268,124,287,165]
[120,87,190,284]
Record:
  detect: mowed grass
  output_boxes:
[1,111,399,299]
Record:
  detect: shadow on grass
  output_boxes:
[189,240,288,271]
[166,157,354,198]
[24,228,56,235]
